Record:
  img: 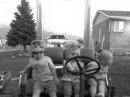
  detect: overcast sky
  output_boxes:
[0,0,130,37]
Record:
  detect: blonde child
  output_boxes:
[20,40,58,97]
[61,42,83,97]
[87,50,113,97]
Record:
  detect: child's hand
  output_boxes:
[20,71,24,75]
[54,78,59,85]
[74,69,79,72]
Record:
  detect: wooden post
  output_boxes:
[79,67,85,97]
[84,0,91,48]
[36,0,42,40]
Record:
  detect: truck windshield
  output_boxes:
[50,35,65,39]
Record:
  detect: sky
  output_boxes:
[0,0,130,37]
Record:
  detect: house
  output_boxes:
[92,10,130,53]
[0,38,7,46]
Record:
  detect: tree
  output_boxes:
[6,0,36,50]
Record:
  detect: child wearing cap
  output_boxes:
[87,50,113,97]
[20,40,58,97]
[61,43,83,97]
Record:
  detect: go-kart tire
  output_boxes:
[0,95,12,97]
[106,86,115,97]
[18,84,26,97]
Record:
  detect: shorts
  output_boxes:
[62,81,80,96]
[87,74,106,82]
[33,80,57,93]
[86,75,106,88]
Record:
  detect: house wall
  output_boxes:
[93,12,130,53]
[109,20,130,53]
[110,31,130,53]
[93,19,110,52]
[125,21,130,33]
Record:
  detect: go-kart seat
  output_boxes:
[26,47,64,79]
[80,48,95,63]
[45,47,64,65]
[19,47,64,97]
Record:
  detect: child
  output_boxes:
[20,40,58,97]
[61,43,83,97]
[87,50,113,97]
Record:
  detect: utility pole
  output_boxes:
[80,1,93,97]
[84,0,91,48]
[36,0,42,40]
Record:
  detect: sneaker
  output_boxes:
[96,93,105,97]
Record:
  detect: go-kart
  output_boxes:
[18,47,115,97]
[64,55,115,97]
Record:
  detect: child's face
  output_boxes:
[33,52,44,60]
[67,49,80,59]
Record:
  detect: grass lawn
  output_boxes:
[0,50,130,96]
[0,50,29,77]
[109,56,130,96]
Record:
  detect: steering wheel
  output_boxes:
[65,56,101,76]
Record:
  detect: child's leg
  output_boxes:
[62,81,72,97]
[32,82,42,97]
[33,89,41,97]
[73,82,80,97]
[87,78,97,97]
[96,80,106,97]
[98,80,106,93]
[49,92,57,97]
[46,80,57,97]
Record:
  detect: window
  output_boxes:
[114,21,125,32]
[58,35,65,39]
[50,35,58,39]
[119,21,124,31]
[108,22,111,32]
[49,35,65,39]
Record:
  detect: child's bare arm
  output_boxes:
[22,65,32,74]
[62,60,66,74]
[20,59,32,75]
[48,57,58,80]
[104,66,109,74]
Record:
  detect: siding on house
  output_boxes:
[110,30,130,52]
[109,20,130,52]
[93,10,130,53]
[93,13,108,26]
[93,19,110,52]
[125,21,130,33]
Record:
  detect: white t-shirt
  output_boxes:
[29,56,55,82]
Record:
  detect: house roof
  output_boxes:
[93,10,130,26]
[98,10,130,17]
[98,10,130,20]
